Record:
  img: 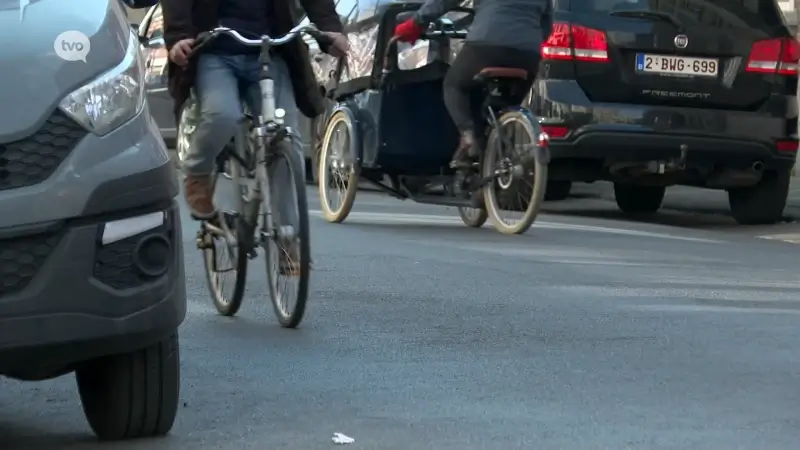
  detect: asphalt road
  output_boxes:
[2,188,800,450]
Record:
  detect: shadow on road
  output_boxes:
[0,420,100,449]
[545,182,798,234]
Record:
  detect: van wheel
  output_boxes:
[728,168,790,225]
[544,180,572,201]
[76,334,180,441]
[614,183,665,214]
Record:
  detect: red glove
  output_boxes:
[394,18,424,43]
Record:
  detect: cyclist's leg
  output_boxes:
[442,44,485,165]
[185,54,242,219]
[444,45,540,163]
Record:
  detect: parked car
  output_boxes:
[136,5,179,147]
[528,0,799,224]
[1,0,185,440]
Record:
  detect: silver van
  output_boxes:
[0,0,185,440]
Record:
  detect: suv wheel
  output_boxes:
[76,334,180,441]
[614,183,665,214]
[544,180,573,201]
[728,168,791,225]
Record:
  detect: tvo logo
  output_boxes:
[54,30,91,62]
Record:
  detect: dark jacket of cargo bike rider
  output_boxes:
[393,0,552,167]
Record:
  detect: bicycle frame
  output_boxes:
[200,24,316,249]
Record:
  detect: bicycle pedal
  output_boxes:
[195,235,213,250]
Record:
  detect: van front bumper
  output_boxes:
[0,201,186,378]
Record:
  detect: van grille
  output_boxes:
[0,232,62,297]
[0,110,86,191]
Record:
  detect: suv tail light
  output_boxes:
[746,38,800,75]
[541,22,609,63]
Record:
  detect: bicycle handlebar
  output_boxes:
[382,29,467,73]
[191,23,335,56]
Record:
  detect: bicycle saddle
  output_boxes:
[473,67,528,81]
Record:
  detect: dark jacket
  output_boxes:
[413,0,551,52]
[161,0,343,119]
[123,0,159,8]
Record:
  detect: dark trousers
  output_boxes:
[443,43,541,132]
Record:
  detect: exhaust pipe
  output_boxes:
[751,161,764,172]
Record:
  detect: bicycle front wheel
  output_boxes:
[262,142,311,328]
[482,110,548,235]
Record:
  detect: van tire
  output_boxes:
[544,180,572,201]
[76,334,180,441]
[614,183,665,214]
[728,169,790,225]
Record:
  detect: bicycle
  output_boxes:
[191,24,333,327]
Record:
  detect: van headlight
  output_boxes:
[59,31,144,136]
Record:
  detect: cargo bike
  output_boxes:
[316,3,550,235]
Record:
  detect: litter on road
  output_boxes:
[332,432,355,444]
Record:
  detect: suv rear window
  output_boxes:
[567,0,786,27]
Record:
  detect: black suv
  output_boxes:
[531,0,799,224]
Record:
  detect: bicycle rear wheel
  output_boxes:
[202,169,249,316]
[262,142,310,328]
[482,110,548,235]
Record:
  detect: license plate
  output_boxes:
[636,53,718,77]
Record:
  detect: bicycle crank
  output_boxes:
[196,229,213,250]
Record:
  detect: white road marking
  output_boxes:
[620,304,800,315]
[549,285,800,301]
[758,233,800,244]
[309,210,721,243]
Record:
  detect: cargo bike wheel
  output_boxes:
[318,111,360,223]
[457,205,488,228]
[482,110,548,235]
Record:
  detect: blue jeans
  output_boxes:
[186,53,303,226]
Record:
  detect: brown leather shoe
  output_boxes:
[184,174,216,219]
[449,130,476,169]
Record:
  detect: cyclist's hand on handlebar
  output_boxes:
[320,31,349,58]
[169,38,195,66]
[394,18,424,43]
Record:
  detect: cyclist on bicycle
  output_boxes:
[393,0,551,168]
[162,0,348,220]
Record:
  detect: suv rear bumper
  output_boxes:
[0,201,186,379]
[549,131,796,170]
[531,79,798,174]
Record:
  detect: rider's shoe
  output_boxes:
[184,174,217,220]
[449,130,475,169]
